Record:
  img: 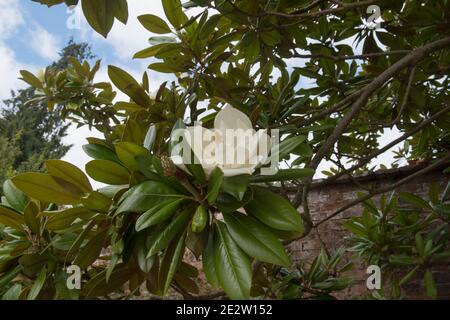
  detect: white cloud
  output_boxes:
[0,44,33,100]
[29,25,60,61]
[0,0,23,40]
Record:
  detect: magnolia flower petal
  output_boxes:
[214,104,253,131]
[221,165,256,177]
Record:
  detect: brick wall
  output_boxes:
[286,165,450,299]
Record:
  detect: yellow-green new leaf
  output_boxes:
[12,173,82,205]
[46,160,92,193]
[115,142,149,171]
[162,0,188,29]
[139,14,171,34]
[108,65,151,107]
[24,202,40,234]
[19,70,43,89]
[0,205,25,231]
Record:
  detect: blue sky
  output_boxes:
[0,0,179,187]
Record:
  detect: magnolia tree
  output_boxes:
[0,0,449,300]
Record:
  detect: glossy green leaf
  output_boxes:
[214,222,252,300]
[117,181,181,214]
[245,187,304,232]
[221,174,249,201]
[224,212,290,266]
[84,265,135,298]
[202,228,219,288]
[82,144,120,163]
[85,160,130,185]
[19,70,43,88]
[45,207,96,231]
[143,125,157,151]
[159,231,186,295]
[191,205,207,233]
[3,179,29,212]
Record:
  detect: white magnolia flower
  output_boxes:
[172,104,270,177]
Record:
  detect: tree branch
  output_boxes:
[309,36,450,172]
[292,50,411,61]
[315,153,450,227]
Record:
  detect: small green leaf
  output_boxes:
[27,267,47,300]
[45,207,95,231]
[24,202,40,234]
[108,65,151,107]
[207,167,224,205]
[143,125,157,151]
[400,192,432,210]
[424,269,437,299]
[136,199,183,231]
[146,209,190,258]
[191,205,208,233]
[221,175,249,201]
